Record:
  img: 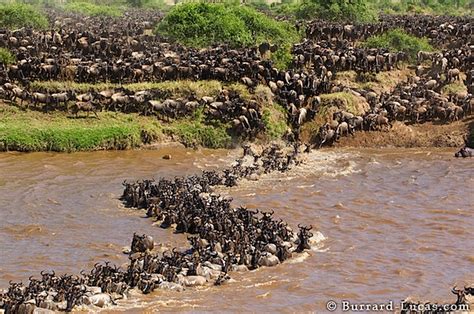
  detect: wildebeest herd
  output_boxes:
[1,7,473,313]
[0,10,473,149]
[0,142,317,312]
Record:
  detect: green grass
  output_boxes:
[164,109,232,149]
[0,104,162,152]
[363,28,434,62]
[441,81,467,96]
[0,103,238,152]
[320,92,366,116]
[30,80,232,99]
[0,48,15,66]
[64,2,123,17]
[371,0,471,16]
[262,103,288,140]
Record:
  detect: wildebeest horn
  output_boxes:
[452,286,461,294]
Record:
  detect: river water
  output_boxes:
[0,147,473,312]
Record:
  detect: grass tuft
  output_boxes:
[363,28,434,62]
[164,109,232,149]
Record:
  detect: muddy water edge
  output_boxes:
[0,147,473,312]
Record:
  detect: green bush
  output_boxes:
[64,2,123,17]
[0,3,48,29]
[155,3,299,69]
[157,3,296,48]
[316,0,377,23]
[363,28,434,61]
[371,0,471,15]
[0,48,15,66]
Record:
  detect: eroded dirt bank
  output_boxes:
[334,117,473,149]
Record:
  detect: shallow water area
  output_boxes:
[0,147,473,312]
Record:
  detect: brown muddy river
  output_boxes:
[0,147,473,312]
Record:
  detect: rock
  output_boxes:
[258,254,280,267]
[86,286,102,295]
[182,275,207,287]
[231,264,249,272]
[248,173,259,181]
[122,246,131,254]
[162,154,171,160]
[158,281,184,292]
[203,261,222,271]
[196,266,211,280]
[197,266,221,280]
[264,243,277,255]
[84,293,112,308]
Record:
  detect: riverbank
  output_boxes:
[0,103,162,152]
[335,117,474,148]
[0,102,237,152]
[0,98,289,152]
[1,101,472,152]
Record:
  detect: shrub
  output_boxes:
[0,48,15,66]
[155,3,299,69]
[371,0,471,15]
[64,2,123,17]
[0,3,48,29]
[363,28,434,61]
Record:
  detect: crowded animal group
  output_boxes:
[1,11,472,149]
[0,6,473,313]
[0,143,317,312]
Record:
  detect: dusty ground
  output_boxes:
[334,117,474,148]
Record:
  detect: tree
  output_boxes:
[305,0,377,23]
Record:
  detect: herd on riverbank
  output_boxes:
[0,11,473,151]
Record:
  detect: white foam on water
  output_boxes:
[286,251,311,264]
